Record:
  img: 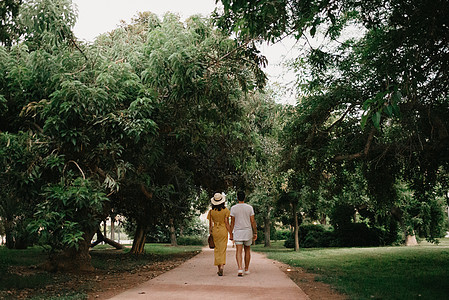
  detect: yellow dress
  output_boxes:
[207,207,230,266]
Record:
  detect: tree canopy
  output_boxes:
[0,1,267,269]
[1,0,448,273]
[216,0,449,242]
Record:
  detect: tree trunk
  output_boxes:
[4,221,14,249]
[3,220,28,249]
[320,214,327,225]
[91,228,123,249]
[264,209,271,247]
[169,218,177,246]
[110,215,115,241]
[405,230,418,246]
[41,231,96,272]
[130,224,146,254]
[103,220,107,240]
[292,202,300,251]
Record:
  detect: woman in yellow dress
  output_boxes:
[207,193,231,276]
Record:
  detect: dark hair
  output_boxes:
[212,203,225,211]
[237,191,245,201]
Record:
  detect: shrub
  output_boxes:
[284,222,401,248]
[284,235,295,248]
[302,230,334,248]
[255,225,277,244]
[332,223,402,247]
[284,225,334,248]
[300,224,334,248]
[284,224,335,248]
[273,229,290,241]
[176,235,205,246]
[333,223,377,247]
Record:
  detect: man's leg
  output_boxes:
[244,245,251,271]
[235,244,243,271]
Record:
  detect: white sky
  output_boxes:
[72,0,298,104]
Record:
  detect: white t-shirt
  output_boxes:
[230,203,255,241]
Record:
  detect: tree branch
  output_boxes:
[140,183,153,199]
[333,128,376,161]
[207,39,257,68]
[69,35,88,61]
[324,104,354,132]
[64,160,86,179]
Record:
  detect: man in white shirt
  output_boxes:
[230,191,257,276]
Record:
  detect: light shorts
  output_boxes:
[235,239,252,246]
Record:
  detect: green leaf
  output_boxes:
[391,103,400,116]
[362,98,373,111]
[385,105,393,117]
[361,113,369,130]
[372,111,381,129]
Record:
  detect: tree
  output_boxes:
[216,0,449,243]
[0,0,22,47]
[0,131,53,249]
[242,90,285,247]
[1,0,158,269]
[109,13,267,254]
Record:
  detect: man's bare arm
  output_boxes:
[250,215,257,240]
[230,216,235,240]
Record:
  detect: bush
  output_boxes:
[176,235,205,246]
[302,230,334,248]
[284,235,295,248]
[300,224,334,248]
[284,222,401,248]
[333,223,376,247]
[333,223,402,247]
[284,224,335,248]
[273,229,290,241]
[255,225,277,244]
[284,225,330,248]
[329,204,402,247]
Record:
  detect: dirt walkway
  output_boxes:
[109,246,309,300]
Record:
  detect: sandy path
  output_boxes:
[109,246,309,300]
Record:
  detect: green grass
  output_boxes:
[253,239,449,299]
[92,243,202,270]
[141,243,202,255]
[0,243,201,299]
[0,246,78,299]
[0,246,47,267]
[0,246,53,289]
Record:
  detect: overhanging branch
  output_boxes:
[333,128,375,161]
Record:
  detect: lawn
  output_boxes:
[253,239,449,299]
[0,243,202,299]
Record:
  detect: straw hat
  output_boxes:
[210,193,226,205]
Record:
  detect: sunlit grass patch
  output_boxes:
[142,243,202,255]
[254,238,449,299]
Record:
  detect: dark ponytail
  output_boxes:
[212,203,225,211]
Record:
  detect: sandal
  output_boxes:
[237,270,243,277]
[217,269,223,276]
